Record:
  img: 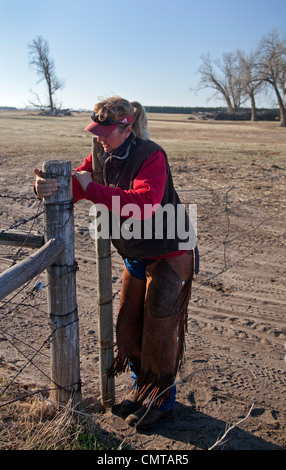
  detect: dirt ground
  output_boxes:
[0,111,285,450]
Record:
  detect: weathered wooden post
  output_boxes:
[92,138,115,409]
[42,160,82,409]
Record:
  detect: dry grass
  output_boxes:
[148,115,286,162]
[0,372,71,450]
[0,399,77,450]
[1,110,285,164]
[0,373,121,450]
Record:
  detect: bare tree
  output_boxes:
[195,52,245,112]
[28,36,64,115]
[255,29,286,127]
[238,50,264,121]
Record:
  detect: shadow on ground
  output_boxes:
[110,401,283,450]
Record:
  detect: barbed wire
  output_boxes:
[0,171,285,435]
[0,189,80,408]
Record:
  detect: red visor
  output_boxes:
[84,114,135,136]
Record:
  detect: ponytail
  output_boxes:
[131,101,150,140]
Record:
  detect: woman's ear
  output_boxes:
[124,125,133,138]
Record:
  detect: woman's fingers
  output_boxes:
[33,168,59,198]
[38,180,60,197]
[33,168,44,178]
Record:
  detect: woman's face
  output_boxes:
[97,126,132,153]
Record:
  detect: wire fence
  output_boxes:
[0,166,285,446]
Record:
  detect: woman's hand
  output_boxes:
[33,168,60,198]
[73,171,93,191]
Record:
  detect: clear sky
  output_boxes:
[1,0,285,110]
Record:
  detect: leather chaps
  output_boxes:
[110,250,194,406]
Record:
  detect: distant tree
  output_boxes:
[255,29,286,127]
[195,52,245,113]
[237,50,264,121]
[28,36,64,115]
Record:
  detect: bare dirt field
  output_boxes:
[0,110,285,451]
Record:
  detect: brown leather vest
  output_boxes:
[96,138,192,260]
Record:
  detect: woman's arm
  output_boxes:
[76,150,167,219]
[33,154,93,201]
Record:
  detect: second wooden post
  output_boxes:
[92,138,115,409]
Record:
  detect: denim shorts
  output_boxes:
[124,246,199,280]
[124,258,149,281]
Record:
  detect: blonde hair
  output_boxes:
[93,96,150,140]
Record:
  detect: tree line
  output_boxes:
[144,105,279,119]
[193,29,286,126]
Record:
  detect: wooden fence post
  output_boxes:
[92,139,115,409]
[42,160,82,409]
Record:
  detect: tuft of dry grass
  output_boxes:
[10,400,79,450]
[0,378,77,450]
[0,374,121,450]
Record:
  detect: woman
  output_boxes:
[34,96,197,429]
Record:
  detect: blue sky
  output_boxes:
[1,0,285,109]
